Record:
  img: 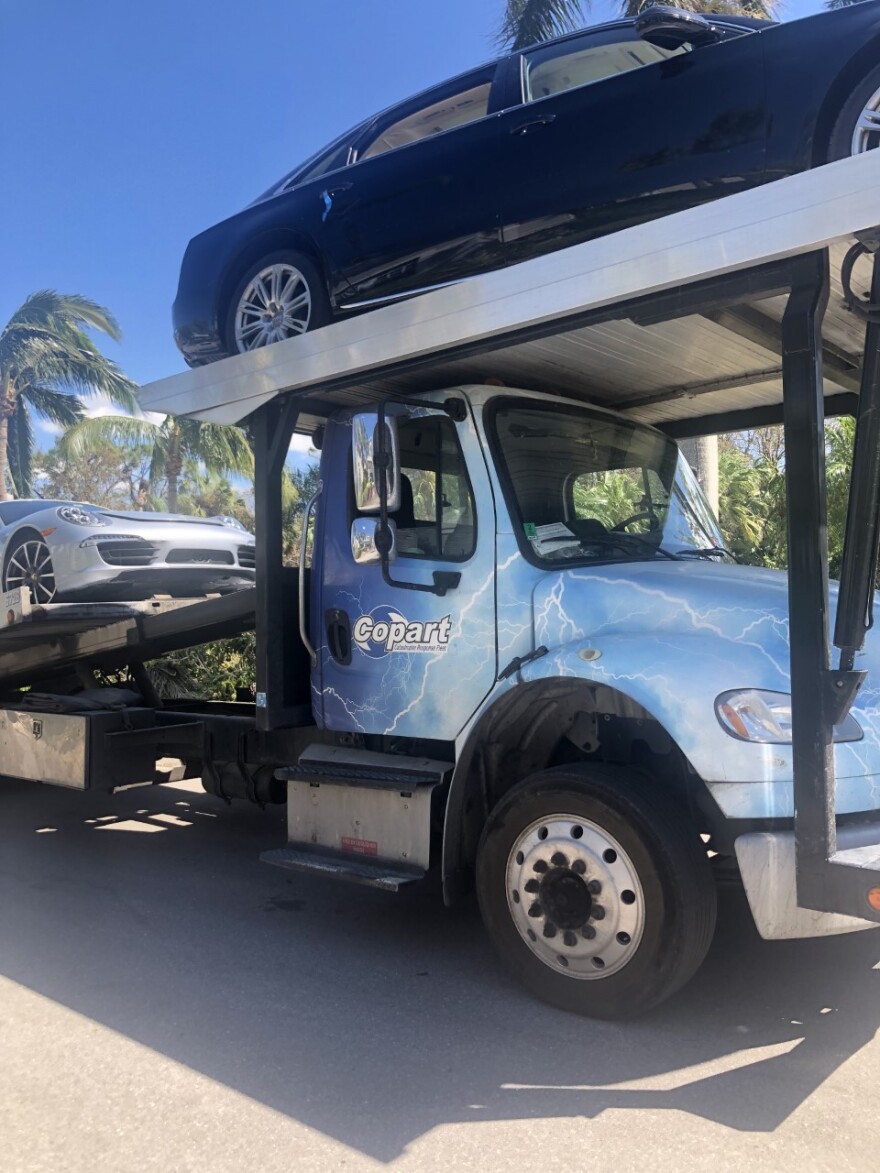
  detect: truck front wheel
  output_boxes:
[476,764,717,1019]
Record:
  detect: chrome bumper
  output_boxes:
[735,822,880,940]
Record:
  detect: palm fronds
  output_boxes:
[497,0,588,50]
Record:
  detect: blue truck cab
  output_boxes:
[268,383,880,1018]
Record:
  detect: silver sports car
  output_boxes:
[0,500,255,603]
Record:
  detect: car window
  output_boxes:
[285,141,352,189]
[361,80,493,161]
[392,416,476,560]
[524,29,689,102]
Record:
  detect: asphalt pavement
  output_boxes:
[1,777,878,1173]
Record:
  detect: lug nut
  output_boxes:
[571,860,587,875]
[533,860,548,874]
[528,902,543,918]
[542,922,557,938]
[524,878,540,893]
[563,930,577,947]
[591,905,606,921]
[581,924,596,940]
[588,879,602,894]
[551,852,568,867]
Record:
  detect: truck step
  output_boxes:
[276,744,451,791]
[260,845,425,891]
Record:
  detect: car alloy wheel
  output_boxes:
[233,262,312,353]
[851,84,880,155]
[4,538,57,604]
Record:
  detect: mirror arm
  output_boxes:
[375,400,459,596]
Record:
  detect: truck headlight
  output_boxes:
[715,689,862,744]
[58,505,109,527]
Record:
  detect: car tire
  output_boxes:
[3,535,57,604]
[828,62,880,161]
[224,250,330,357]
[475,763,717,1019]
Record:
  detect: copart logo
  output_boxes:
[352,606,452,658]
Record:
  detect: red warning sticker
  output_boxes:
[341,836,378,856]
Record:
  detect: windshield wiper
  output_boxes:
[673,546,734,560]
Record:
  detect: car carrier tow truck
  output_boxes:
[5,150,880,1018]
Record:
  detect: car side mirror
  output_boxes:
[634,5,718,49]
[352,412,401,514]
[351,517,398,565]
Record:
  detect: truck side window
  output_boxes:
[393,416,476,560]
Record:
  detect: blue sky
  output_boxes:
[2,0,828,451]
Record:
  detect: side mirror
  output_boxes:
[351,517,398,565]
[352,412,401,514]
[634,5,717,49]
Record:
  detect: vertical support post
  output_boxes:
[834,252,880,670]
[252,396,299,731]
[781,251,834,908]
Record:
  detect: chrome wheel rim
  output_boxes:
[852,85,880,154]
[506,814,645,980]
[5,540,56,603]
[234,263,312,353]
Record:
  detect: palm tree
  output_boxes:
[60,413,254,512]
[0,291,138,499]
[497,0,588,49]
[498,0,779,49]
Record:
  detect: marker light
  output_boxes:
[867,888,880,913]
[715,689,862,744]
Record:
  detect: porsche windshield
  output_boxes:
[489,399,724,564]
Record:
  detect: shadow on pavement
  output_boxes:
[1,778,878,1162]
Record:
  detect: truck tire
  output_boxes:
[476,764,716,1019]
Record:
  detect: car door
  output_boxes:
[317,66,506,304]
[496,22,767,265]
[317,409,497,740]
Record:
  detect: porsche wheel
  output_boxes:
[476,764,717,1019]
[828,63,880,160]
[225,251,329,356]
[3,536,57,604]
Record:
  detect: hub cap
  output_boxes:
[506,815,645,979]
[852,86,880,155]
[5,540,56,603]
[234,263,312,353]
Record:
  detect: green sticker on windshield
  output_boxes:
[524,522,537,539]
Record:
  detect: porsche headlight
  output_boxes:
[57,505,110,527]
[715,689,862,744]
[216,514,250,532]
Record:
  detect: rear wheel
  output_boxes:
[476,764,717,1019]
[224,250,330,357]
[3,536,57,604]
[828,63,880,160]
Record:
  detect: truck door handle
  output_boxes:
[510,114,556,136]
[325,609,352,666]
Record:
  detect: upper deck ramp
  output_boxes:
[140,152,880,435]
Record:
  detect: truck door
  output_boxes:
[317,408,497,739]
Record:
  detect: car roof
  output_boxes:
[260,13,771,201]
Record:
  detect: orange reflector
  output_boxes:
[40,528,55,537]
[867,888,880,913]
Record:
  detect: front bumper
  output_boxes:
[735,821,880,940]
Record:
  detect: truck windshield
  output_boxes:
[489,399,725,564]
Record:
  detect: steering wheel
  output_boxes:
[611,510,657,533]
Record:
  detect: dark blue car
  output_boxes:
[173,3,880,366]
